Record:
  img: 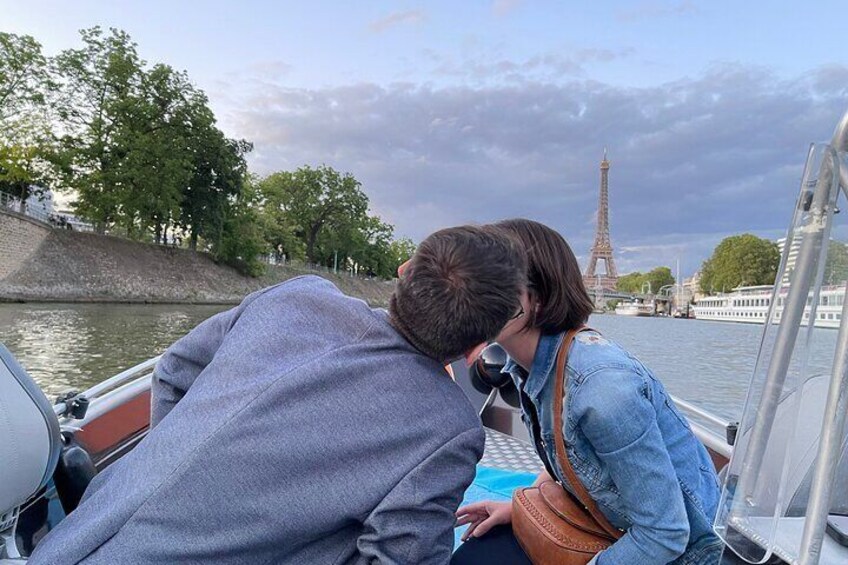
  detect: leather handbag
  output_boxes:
[512,328,623,565]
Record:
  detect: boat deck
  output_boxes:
[480,427,542,474]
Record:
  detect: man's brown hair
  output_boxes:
[495,219,593,334]
[389,225,526,363]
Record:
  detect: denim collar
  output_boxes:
[503,332,564,401]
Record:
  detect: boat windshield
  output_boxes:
[715,142,848,564]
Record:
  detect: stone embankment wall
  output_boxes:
[0,210,394,306]
[0,211,51,280]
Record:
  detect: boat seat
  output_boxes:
[0,345,62,561]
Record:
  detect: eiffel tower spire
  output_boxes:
[583,150,618,291]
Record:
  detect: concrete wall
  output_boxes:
[0,210,51,280]
[0,210,394,305]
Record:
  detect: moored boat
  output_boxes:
[694,284,846,328]
[614,299,654,316]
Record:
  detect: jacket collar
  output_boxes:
[503,332,564,401]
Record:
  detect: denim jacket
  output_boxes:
[504,331,723,565]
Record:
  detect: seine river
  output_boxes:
[0,302,772,423]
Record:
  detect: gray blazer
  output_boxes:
[30,276,485,564]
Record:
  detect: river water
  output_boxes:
[1,303,769,423]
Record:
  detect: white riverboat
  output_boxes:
[693,284,846,328]
[614,299,654,317]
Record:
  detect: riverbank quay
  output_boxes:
[0,209,395,306]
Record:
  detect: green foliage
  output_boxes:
[51,27,145,231]
[824,240,848,286]
[700,234,780,294]
[256,165,414,279]
[48,27,253,251]
[3,28,411,280]
[616,272,643,293]
[0,32,55,203]
[616,267,674,294]
[261,165,369,263]
[644,266,675,294]
[388,238,417,270]
[214,181,266,276]
[0,32,50,122]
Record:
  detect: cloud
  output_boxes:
[616,1,698,23]
[369,10,426,33]
[492,0,522,17]
[217,64,848,277]
[426,49,631,83]
[246,60,292,78]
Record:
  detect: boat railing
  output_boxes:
[671,395,733,459]
[54,355,161,418]
[57,354,735,461]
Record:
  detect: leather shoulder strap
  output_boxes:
[552,327,623,540]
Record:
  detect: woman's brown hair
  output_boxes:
[495,219,594,334]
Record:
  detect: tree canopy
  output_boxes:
[616,266,675,294]
[700,234,780,294]
[0,28,415,279]
[256,165,412,279]
[824,240,848,286]
[0,32,55,206]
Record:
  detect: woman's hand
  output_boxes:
[455,500,512,541]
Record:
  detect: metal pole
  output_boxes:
[832,109,848,191]
[797,113,848,565]
[333,250,338,274]
[798,287,848,564]
[732,144,837,523]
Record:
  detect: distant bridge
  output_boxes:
[588,288,682,314]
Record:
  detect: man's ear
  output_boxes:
[464,342,488,367]
[397,259,411,277]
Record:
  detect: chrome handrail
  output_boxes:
[60,354,736,451]
[670,395,731,430]
[53,355,161,416]
[689,421,732,460]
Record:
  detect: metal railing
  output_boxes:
[64,354,733,456]
[0,190,94,232]
[261,254,388,282]
[671,394,733,459]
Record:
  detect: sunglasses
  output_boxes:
[508,304,525,321]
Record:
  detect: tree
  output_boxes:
[824,240,848,286]
[700,234,779,294]
[0,32,50,125]
[52,27,146,231]
[616,267,675,294]
[616,272,643,293]
[256,165,412,279]
[388,238,417,272]
[0,32,55,207]
[213,179,266,276]
[644,266,675,294]
[176,84,252,251]
[115,63,194,242]
[51,27,252,251]
[259,165,369,264]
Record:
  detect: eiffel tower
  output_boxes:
[583,149,618,292]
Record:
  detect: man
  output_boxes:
[30,225,527,564]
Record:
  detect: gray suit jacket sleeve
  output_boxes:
[150,288,268,427]
[356,426,485,564]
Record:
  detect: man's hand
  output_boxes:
[455,500,512,541]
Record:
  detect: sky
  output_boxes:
[3,0,847,277]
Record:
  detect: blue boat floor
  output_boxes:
[454,428,541,549]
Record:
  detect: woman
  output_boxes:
[453,219,723,565]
